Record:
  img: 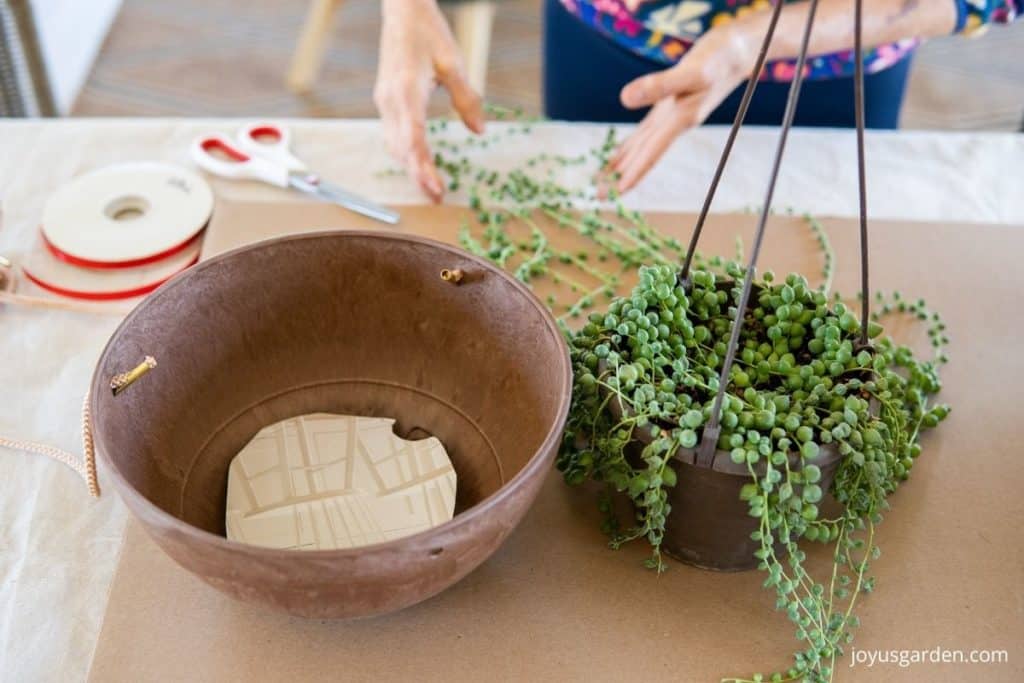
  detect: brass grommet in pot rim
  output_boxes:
[440,268,464,284]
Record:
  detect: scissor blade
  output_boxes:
[315,180,401,225]
[289,176,400,225]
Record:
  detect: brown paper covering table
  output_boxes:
[88,200,1024,682]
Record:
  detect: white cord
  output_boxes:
[0,392,99,497]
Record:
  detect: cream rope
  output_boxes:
[0,392,99,497]
[0,260,124,497]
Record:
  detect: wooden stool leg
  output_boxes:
[287,0,345,94]
[453,1,496,96]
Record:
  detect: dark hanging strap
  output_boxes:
[678,0,785,286]
[696,0,821,468]
[854,0,872,347]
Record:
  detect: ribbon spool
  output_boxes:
[22,237,201,301]
[40,162,213,267]
[22,162,212,301]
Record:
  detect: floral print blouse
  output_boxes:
[558,0,1021,81]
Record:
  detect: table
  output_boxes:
[0,120,1019,681]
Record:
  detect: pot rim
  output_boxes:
[91,230,573,559]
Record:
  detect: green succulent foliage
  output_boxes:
[557,263,950,683]
[424,110,951,683]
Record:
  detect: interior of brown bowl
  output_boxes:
[92,232,570,537]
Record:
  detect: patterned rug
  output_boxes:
[73,0,1023,131]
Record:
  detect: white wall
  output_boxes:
[29,0,123,114]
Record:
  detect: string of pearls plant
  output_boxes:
[422,110,950,683]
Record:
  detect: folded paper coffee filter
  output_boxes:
[226,414,456,551]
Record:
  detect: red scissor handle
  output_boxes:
[200,137,250,162]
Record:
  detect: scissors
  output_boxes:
[190,123,399,225]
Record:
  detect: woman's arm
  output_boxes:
[374,0,484,201]
[758,0,956,63]
[611,0,961,193]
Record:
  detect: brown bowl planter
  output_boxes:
[90,232,572,618]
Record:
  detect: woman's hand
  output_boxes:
[607,22,756,194]
[375,0,485,201]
